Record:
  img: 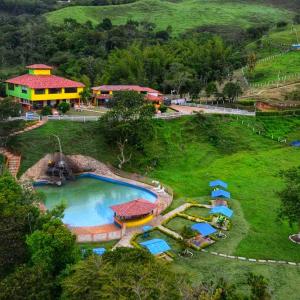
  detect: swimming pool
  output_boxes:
[35,174,157,227]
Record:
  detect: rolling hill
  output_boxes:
[45,0,294,35]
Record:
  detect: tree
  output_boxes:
[0,97,22,146]
[205,82,218,98]
[185,277,238,300]
[57,102,70,114]
[0,264,55,300]
[223,82,242,101]
[163,63,195,95]
[100,18,113,31]
[62,248,185,300]
[26,218,78,275]
[247,273,271,300]
[247,52,257,74]
[79,88,92,105]
[0,173,40,277]
[99,91,155,168]
[278,167,300,243]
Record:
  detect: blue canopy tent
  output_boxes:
[291,44,300,51]
[92,248,106,256]
[210,206,233,218]
[209,180,228,189]
[211,189,231,199]
[191,223,217,237]
[140,239,171,255]
[291,140,300,147]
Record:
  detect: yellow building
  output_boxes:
[5,64,84,110]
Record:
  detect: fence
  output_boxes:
[47,115,100,122]
[8,115,41,121]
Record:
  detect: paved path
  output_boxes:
[170,105,255,116]
[1,119,47,177]
[9,119,47,136]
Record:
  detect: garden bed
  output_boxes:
[164,216,195,233]
[184,206,210,218]
[135,229,183,254]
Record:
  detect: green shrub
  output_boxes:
[41,106,52,116]
[57,102,70,114]
[159,104,168,113]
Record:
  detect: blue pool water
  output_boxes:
[36,175,157,227]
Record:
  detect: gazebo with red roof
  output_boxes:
[111,199,157,228]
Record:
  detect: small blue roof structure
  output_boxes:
[291,140,300,147]
[211,189,231,199]
[209,180,228,189]
[92,248,106,256]
[142,225,153,232]
[140,238,171,255]
[291,44,300,50]
[191,223,217,237]
[210,206,233,218]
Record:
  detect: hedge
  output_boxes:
[256,109,300,116]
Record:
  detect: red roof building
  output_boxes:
[5,64,85,110]
[111,199,157,219]
[92,85,164,105]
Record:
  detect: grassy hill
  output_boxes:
[8,115,300,297]
[247,24,300,57]
[45,0,294,35]
[249,51,300,84]
[244,25,300,84]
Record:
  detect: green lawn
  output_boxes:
[8,115,300,261]
[45,0,293,35]
[9,115,300,299]
[78,239,118,251]
[249,51,300,84]
[172,252,300,300]
[184,206,210,218]
[165,216,195,233]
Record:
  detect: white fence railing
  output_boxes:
[47,115,100,122]
[8,115,41,121]
[179,103,255,116]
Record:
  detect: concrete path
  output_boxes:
[170,105,255,116]
[157,225,183,240]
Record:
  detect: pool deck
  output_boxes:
[22,154,173,242]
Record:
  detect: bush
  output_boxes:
[57,102,70,114]
[41,106,52,116]
[276,21,288,28]
[256,110,300,116]
[159,104,168,113]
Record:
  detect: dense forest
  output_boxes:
[1,0,299,96]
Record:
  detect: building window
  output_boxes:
[65,87,77,93]
[100,91,110,95]
[35,89,46,95]
[8,83,14,91]
[48,88,62,94]
[21,86,28,94]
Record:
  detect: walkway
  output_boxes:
[1,119,47,177]
[170,105,255,116]
[9,119,47,136]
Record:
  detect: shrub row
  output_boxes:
[256,109,300,116]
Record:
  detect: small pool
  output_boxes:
[35,174,157,227]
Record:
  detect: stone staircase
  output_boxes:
[1,118,47,177]
[0,148,21,178]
